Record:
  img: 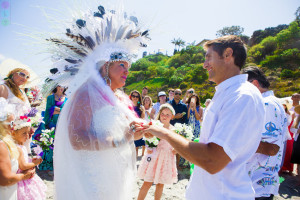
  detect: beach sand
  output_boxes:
[40,149,300,200]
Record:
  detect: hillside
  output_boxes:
[125,21,300,103]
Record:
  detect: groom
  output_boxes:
[137,35,266,199]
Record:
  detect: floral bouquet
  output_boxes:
[143,120,164,151]
[33,127,55,152]
[30,112,44,127]
[174,123,194,140]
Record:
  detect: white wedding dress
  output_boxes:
[54,75,137,200]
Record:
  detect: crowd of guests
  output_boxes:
[0,37,300,200]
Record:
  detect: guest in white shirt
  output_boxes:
[243,66,287,200]
[135,35,265,200]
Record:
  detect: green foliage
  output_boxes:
[281,69,294,78]
[216,25,244,37]
[127,21,300,100]
[249,24,289,46]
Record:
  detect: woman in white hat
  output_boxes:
[150,91,167,119]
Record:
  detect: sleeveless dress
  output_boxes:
[0,141,18,200]
[1,84,31,116]
[17,145,47,200]
[138,139,177,184]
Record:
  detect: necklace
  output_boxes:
[55,94,64,101]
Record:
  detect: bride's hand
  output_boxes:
[139,124,167,140]
[129,121,145,140]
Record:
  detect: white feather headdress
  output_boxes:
[42,5,150,96]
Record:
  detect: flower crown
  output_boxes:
[14,116,31,130]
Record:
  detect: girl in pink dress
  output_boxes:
[12,116,47,200]
[137,104,177,200]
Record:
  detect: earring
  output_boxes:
[104,62,111,86]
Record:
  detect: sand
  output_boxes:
[40,149,300,200]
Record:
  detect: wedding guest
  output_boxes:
[136,35,265,200]
[182,88,195,104]
[168,89,188,125]
[0,98,34,200]
[168,88,174,101]
[137,104,177,200]
[11,116,46,200]
[243,66,287,200]
[142,96,153,122]
[43,85,68,129]
[39,85,68,173]
[201,99,212,122]
[0,68,31,116]
[186,94,203,139]
[130,90,145,157]
[150,91,167,119]
[280,101,294,174]
[0,68,32,153]
[141,86,148,100]
[291,106,300,184]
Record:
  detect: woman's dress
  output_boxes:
[134,106,145,147]
[188,106,201,139]
[138,139,177,184]
[39,96,67,171]
[0,141,19,200]
[54,79,137,200]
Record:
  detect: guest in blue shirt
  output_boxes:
[168,89,188,125]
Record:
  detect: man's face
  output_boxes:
[174,90,182,101]
[169,91,174,98]
[142,88,148,95]
[203,47,227,85]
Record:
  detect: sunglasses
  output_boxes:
[175,92,182,95]
[17,72,30,79]
[4,121,14,128]
[131,95,139,98]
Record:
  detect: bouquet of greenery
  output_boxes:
[33,127,55,151]
[174,123,194,140]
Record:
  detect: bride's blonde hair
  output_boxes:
[0,122,19,159]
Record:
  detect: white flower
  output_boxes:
[50,138,54,144]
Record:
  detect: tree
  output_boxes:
[216,26,244,37]
[295,6,300,21]
[171,38,186,54]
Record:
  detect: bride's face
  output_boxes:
[108,61,130,90]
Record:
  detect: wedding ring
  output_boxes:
[130,125,136,132]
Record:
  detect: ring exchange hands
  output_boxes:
[129,121,169,140]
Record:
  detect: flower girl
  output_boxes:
[137,104,177,200]
[12,116,47,200]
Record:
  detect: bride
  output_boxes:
[42,5,149,200]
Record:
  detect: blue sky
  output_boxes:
[0,0,298,76]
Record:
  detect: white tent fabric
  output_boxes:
[0,58,41,88]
